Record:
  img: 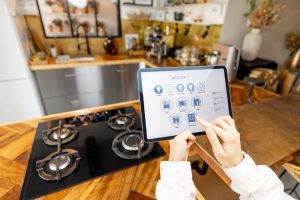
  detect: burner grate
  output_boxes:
[108,110,135,131]
[36,149,81,181]
[42,121,78,146]
[112,127,153,160]
[37,120,81,181]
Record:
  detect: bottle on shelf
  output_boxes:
[144,26,153,48]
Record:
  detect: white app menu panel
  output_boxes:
[141,68,230,140]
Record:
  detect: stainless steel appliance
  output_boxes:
[35,63,144,114]
[212,43,240,83]
[20,107,165,199]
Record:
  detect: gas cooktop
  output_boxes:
[20,107,165,199]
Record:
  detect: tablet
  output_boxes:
[137,66,232,142]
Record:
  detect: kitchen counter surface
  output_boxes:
[0,101,161,200]
[29,54,182,71]
[194,94,300,186]
[0,100,205,200]
[0,82,282,199]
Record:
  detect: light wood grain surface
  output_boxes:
[195,94,300,186]
[29,54,182,71]
[0,81,287,199]
[0,100,205,200]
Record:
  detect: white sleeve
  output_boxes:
[223,153,295,200]
[156,161,197,200]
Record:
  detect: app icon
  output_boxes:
[154,85,163,94]
[192,97,202,109]
[187,83,195,92]
[160,98,172,112]
[165,84,174,94]
[197,82,205,93]
[186,112,196,124]
[170,114,182,127]
[176,84,184,92]
[176,97,187,111]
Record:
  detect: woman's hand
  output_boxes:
[169,130,196,161]
[197,116,243,168]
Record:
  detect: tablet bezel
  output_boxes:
[137,66,233,143]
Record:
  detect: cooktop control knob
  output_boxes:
[72,116,85,126]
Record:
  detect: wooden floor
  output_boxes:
[0,84,278,200]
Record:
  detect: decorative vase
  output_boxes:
[288,48,300,69]
[241,28,262,61]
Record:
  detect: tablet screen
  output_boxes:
[138,67,232,142]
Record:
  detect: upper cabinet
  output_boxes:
[36,0,121,38]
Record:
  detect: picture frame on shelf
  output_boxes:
[124,34,139,50]
[134,0,153,6]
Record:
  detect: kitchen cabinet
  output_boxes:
[0,0,43,123]
[35,63,142,114]
[0,79,43,123]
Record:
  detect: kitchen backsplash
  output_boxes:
[25,16,221,55]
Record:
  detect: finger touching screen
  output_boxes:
[138,66,232,142]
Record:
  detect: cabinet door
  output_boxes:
[35,66,103,98]
[40,63,141,114]
[0,79,43,123]
[43,92,104,114]
[100,64,140,105]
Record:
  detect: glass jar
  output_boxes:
[144,26,153,47]
[190,47,199,65]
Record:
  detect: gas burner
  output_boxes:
[36,149,81,181]
[108,110,135,131]
[112,128,153,160]
[42,120,78,146]
[48,154,71,171]
[122,134,144,151]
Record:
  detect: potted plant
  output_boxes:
[241,0,285,61]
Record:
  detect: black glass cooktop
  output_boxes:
[20,107,165,199]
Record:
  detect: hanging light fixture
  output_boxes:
[67,0,87,8]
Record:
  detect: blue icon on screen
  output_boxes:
[163,102,170,109]
[154,85,163,94]
[192,97,202,109]
[176,84,184,92]
[173,116,180,124]
[178,100,186,107]
[193,98,200,106]
[170,114,182,127]
[177,97,187,110]
[186,112,196,124]
[187,83,195,92]
[160,98,172,112]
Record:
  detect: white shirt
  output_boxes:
[156,154,295,200]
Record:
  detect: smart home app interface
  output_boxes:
[141,68,230,140]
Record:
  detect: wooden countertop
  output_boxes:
[194,94,300,186]
[0,101,161,200]
[0,100,206,200]
[29,54,182,71]
[0,82,281,199]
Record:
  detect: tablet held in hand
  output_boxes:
[137,66,232,142]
